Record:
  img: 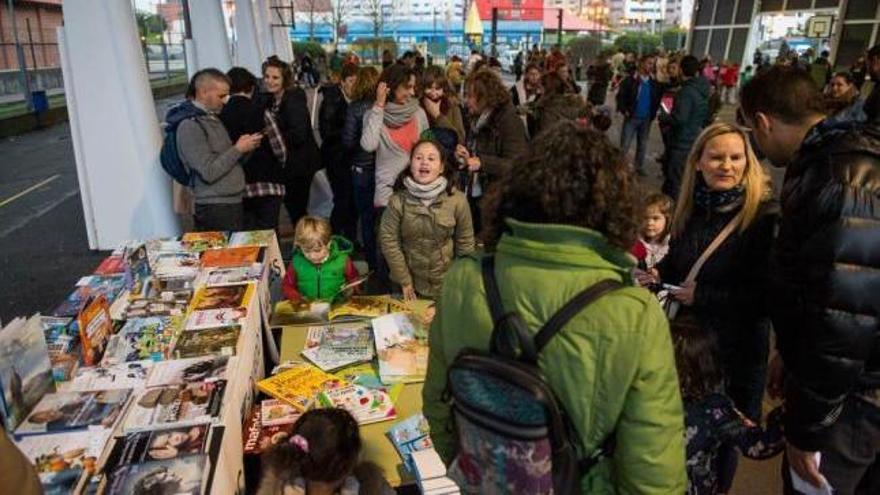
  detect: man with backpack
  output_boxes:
[171,68,262,231]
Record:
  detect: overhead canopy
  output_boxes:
[543,8,609,32]
[465,0,483,36]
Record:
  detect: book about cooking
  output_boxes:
[259,398,302,427]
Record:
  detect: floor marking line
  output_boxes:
[0,174,60,208]
[0,188,79,239]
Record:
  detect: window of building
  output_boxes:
[709,28,730,61]
[760,0,784,12]
[713,0,734,24]
[735,0,754,24]
[844,0,879,19]
[691,29,710,55]
[695,0,716,26]
[836,23,875,68]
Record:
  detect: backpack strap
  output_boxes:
[481,256,538,362]
[533,279,625,354]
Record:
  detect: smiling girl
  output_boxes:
[379,139,475,300]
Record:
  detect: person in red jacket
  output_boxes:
[720,62,739,105]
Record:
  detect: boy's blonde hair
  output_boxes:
[294,216,332,251]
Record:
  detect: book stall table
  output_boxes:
[278,322,425,487]
[1,230,285,495]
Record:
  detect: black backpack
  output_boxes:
[445,256,623,494]
[160,100,205,186]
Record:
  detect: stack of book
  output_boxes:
[411,448,460,494]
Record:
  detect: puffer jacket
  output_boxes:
[378,188,475,298]
[665,75,710,152]
[342,98,376,171]
[772,118,880,451]
[423,219,686,494]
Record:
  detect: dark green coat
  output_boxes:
[667,76,710,152]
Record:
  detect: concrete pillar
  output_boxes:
[60,2,179,250]
[253,0,275,59]
[234,0,264,74]
[189,0,232,71]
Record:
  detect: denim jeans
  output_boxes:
[352,167,376,270]
[620,116,652,172]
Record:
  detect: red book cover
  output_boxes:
[94,255,125,275]
[242,406,297,456]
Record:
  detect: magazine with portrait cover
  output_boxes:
[115,424,210,465]
[122,381,225,433]
[146,356,232,387]
[14,428,112,495]
[15,389,132,435]
[101,316,182,365]
[67,360,154,392]
[301,324,375,372]
[0,315,55,430]
[123,243,153,300]
[171,326,240,359]
[107,453,208,495]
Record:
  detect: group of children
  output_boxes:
[267,145,780,495]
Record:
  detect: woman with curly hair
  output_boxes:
[423,120,686,494]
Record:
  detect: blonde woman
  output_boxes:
[644,122,778,492]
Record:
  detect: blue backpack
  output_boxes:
[160,101,205,186]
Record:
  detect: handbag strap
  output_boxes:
[683,212,741,284]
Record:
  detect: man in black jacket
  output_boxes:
[616,54,662,175]
[319,63,358,242]
[740,66,880,494]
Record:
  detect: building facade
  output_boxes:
[0,0,62,71]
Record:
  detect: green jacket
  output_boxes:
[290,236,353,301]
[423,219,686,494]
[379,188,475,299]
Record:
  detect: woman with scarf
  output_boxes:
[455,69,528,234]
[636,123,777,493]
[824,71,867,124]
[379,139,475,300]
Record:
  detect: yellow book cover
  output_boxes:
[256,364,345,412]
[327,296,390,321]
[181,231,228,252]
[200,246,261,268]
[190,283,255,312]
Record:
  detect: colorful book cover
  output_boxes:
[228,230,275,247]
[101,316,181,365]
[51,276,127,317]
[181,231,227,252]
[123,244,152,299]
[14,429,112,493]
[316,384,397,425]
[124,290,191,319]
[327,296,392,321]
[301,324,374,372]
[200,246,262,268]
[42,317,80,383]
[15,389,131,435]
[387,414,434,473]
[116,424,209,464]
[259,399,302,427]
[152,252,201,280]
[77,295,113,366]
[372,313,429,384]
[123,381,225,433]
[185,307,248,331]
[256,364,344,412]
[107,454,208,495]
[172,326,240,359]
[67,360,153,392]
[94,255,126,275]
[147,356,232,387]
[203,265,262,287]
[190,283,255,312]
[242,406,297,456]
[0,315,55,430]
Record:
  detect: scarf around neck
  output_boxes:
[383,98,420,128]
[694,179,744,211]
[404,176,448,203]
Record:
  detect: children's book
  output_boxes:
[301,324,374,372]
[372,313,429,384]
[327,296,392,321]
[200,246,262,268]
[122,381,225,433]
[203,265,263,287]
[123,243,152,299]
[15,389,131,435]
[228,230,275,247]
[242,406,297,456]
[147,356,232,387]
[152,252,201,280]
[0,315,55,430]
[259,399,302,427]
[172,326,240,359]
[387,414,434,473]
[190,283,255,312]
[256,364,344,412]
[14,428,112,494]
[185,307,248,331]
[77,295,113,366]
[67,360,153,392]
[93,255,126,276]
[107,454,208,495]
[101,316,180,365]
[181,231,227,252]
[116,424,210,464]
[316,384,396,425]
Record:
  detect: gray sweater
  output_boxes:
[176,104,245,205]
[360,105,429,208]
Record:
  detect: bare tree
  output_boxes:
[300,0,326,41]
[362,0,383,62]
[328,0,350,48]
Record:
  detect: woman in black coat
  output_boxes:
[262,56,322,230]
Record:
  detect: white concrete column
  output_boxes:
[253,0,275,59]
[269,0,294,62]
[189,0,233,71]
[60,2,179,250]
[233,0,264,74]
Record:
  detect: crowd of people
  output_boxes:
[141,43,880,494]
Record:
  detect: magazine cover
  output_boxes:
[190,283,255,311]
[116,424,209,464]
[260,399,302,427]
[372,313,429,384]
[256,364,343,412]
[301,324,374,372]
[203,265,262,287]
[124,291,190,319]
[67,360,153,392]
[242,406,297,456]
[15,389,131,435]
[181,231,227,252]
[228,230,275,247]
[77,295,113,366]
[185,307,248,331]
[108,454,208,495]
[0,315,55,430]
[101,316,180,365]
[93,255,126,276]
[316,384,396,425]
[172,326,240,359]
[15,428,112,494]
[387,413,434,472]
[123,381,225,433]
[152,252,200,280]
[123,243,152,299]
[147,356,232,387]
[51,275,127,317]
[200,246,261,269]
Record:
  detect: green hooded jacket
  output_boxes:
[422,219,686,494]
